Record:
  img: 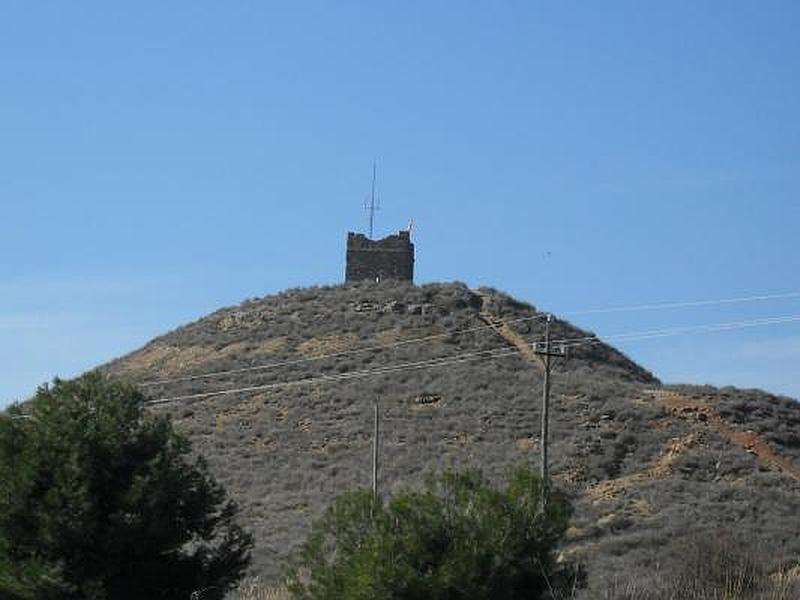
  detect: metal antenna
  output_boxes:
[365,162,380,239]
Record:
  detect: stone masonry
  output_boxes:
[345,230,414,282]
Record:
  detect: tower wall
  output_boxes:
[345,231,414,282]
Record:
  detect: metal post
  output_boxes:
[372,398,380,506]
[368,163,377,239]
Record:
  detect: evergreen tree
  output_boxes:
[0,373,252,600]
[290,467,580,599]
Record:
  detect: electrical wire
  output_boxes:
[139,313,550,387]
[562,291,800,317]
[139,289,800,388]
[146,312,800,405]
[561,314,800,348]
[146,346,522,405]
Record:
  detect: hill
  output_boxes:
[102,281,800,593]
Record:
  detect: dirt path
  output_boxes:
[475,292,545,371]
[475,290,800,489]
[588,433,704,501]
[647,389,800,482]
[590,389,800,502]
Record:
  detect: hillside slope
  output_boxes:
[103,282,800,591]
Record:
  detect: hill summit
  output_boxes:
[103,281,800,591]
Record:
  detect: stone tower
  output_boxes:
[345,230,414,283]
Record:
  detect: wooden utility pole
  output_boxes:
[372,398,380,506]
[533,314,566,498]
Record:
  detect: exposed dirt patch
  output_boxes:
[647,390,800,482]
[588,433,703,501]
[116,344,216,376]
[118,339,290,378]
[476,294,545,371]
[215,309,277,332]
[252,336,290,355]
[298,334,359,357]
[516,436,540,451]
[373,327,406,345]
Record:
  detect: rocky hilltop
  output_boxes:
[102,282,800,591]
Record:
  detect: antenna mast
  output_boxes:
[366,162,379,239]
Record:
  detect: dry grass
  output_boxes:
[602,575,798,600]
[227,578,290,600]
[600,532,800,600]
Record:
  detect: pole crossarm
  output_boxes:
[532,345,568,358]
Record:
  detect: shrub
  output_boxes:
[601,530,799,600]
[288,466,580,599]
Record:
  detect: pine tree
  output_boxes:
[290,467,580,599]
[0,373,253,600]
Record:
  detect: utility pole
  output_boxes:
[533,314,566,501]
[372,398,380,507]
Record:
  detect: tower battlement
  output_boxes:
[345,230,414,283]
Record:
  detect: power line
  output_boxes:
[563,291,800,317]
[139,289,800,388]
[146,313,800,405]
[138,313,551,387]
[561,314,800,348]
[146,346,522,405]
[150,314,800,404]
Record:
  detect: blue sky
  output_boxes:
[2,2,799,404]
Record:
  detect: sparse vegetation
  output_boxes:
[96,281,800,592]
[229,579,291,600]
[600,531,800,599]
[0,373,253,600]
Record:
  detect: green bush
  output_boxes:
[289,466,580,599]
[0,373,253,600]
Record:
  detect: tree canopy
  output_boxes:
[289,467,579,600]
[0,373,252,600]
